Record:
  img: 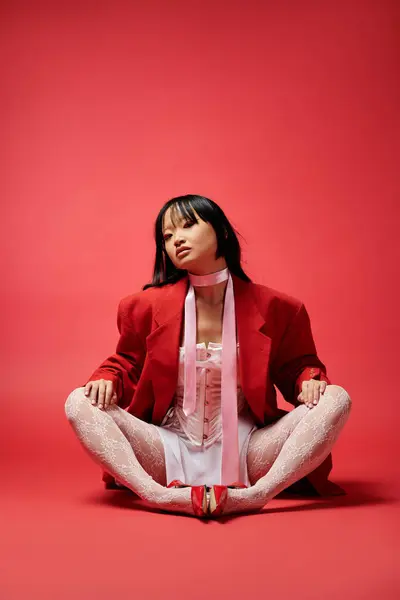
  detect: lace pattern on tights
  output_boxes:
[223,385,352,514]
[65,389,195,515]
[65,384,351,517]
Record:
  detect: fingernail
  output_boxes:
[313,400,317,404]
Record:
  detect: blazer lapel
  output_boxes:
[233,275,272,423]
[146,273,271,425]
[146,277,189,423]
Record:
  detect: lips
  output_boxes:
[176,247,191,257]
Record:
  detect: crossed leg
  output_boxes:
[223,384,352,515]
[64,387,195,516]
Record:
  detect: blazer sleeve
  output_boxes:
[83,294,147,408]
[270,302,331,407]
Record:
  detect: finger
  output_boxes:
[98,380,106,409]
[313,382,323,404]
[111,392,118,405]
[309,382,315,404]
[306,381,313,405]
[84,382,92,398]
[319,381,327,401]
[301,382,311,408]
[308,382,315,408]
[313,382,319,403]
[299,392,308,405]
[89,383,98,405]
[104,381,113,408]
[301,384,310,408]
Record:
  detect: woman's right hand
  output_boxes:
[84,379,117,410]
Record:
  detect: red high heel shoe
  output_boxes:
[167,480,208,517]
[208,481,248,517]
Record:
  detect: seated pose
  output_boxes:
[65,194,352,518]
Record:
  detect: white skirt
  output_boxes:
[154,411,258,487]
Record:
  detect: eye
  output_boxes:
[163,220,195,240]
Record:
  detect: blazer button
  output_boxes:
[203,434,208,439]
[204,417,209,423]
[206,352,211,358]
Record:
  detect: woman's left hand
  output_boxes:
[297,379,327,408]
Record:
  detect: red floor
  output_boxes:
[2,405,398,600]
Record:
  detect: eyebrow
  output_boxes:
[162,223,173,234]
[162,215,187,234]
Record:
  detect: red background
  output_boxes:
[2,1,398,598]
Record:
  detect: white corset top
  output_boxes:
[160,342,249,448]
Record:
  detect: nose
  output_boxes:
[174,235,186,247]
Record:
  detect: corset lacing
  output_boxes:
[160,342,251,448]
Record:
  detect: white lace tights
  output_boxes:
[65,388,194,516]
[226,384,352,514]
[65,384,351,517]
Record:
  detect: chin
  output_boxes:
[176,255,195,266]
[172,258,191,269]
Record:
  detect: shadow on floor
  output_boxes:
[81,478,396,522]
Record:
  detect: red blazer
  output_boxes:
[85,273,346,496]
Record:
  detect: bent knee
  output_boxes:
[323,384,352,411]
[64,387,87,421]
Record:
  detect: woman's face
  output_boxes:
[162,205,225,273]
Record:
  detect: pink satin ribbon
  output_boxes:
[182,267,240,485]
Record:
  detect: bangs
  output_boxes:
[168,199,202,228]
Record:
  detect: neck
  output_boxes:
[195,280,228,306]
[188,266,229,306]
